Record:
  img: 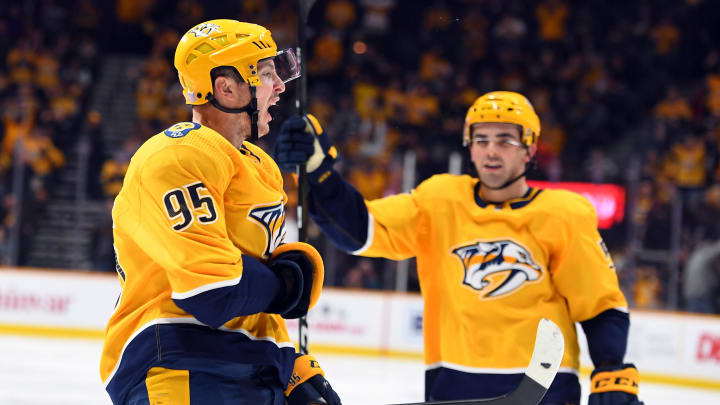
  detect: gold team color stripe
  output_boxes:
[0,323,104,339]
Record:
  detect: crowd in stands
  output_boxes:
[2,0,720,313]
[0,0,100,264]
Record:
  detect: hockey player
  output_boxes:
[275,91,643,405]
[100,20,341,405]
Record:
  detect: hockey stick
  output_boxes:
[390,318,565,405]
[295,0,317,356]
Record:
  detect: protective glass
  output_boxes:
[273,48,300,83]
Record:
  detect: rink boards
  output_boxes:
[1,266,719,390]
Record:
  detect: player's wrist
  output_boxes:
[306,158,337,186]
[265,259,304,316]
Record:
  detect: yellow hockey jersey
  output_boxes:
[100,122,295,403]
[355,174,627,374]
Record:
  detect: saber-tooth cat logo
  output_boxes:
[452,240,542,298]
[248,202,287,258]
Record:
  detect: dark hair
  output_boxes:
[210,66,244,87]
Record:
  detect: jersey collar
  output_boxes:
[473,181,543,209]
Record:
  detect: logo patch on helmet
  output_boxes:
[164,122,200,138]
[452,239,543,298]
[190,23,221,37]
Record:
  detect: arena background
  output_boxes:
[1,1,719,404]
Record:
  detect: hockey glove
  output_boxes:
[275,114,339,184]
[588,363,644,405]
[265,242,324,319]
[286,354,341,405]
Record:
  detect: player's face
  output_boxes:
[255,59,286,137]
[469,123,530,188]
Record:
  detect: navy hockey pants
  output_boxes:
[124,363,284,405]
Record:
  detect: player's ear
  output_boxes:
[526,143,537,163]
[213,76,232,99]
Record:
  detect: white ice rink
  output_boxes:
[1,334,718,405]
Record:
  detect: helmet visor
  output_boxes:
[273,48,300,83]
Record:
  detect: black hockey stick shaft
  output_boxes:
[389,376,546,405]
[296,0,316,356]
[389,319,565,405]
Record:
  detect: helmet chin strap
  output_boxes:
[208,86,259,141]
[479,150,537,191]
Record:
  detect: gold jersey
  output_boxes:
[355,173,627,373]
[100,122,295,401]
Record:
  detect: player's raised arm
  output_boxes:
[275,114,423,259]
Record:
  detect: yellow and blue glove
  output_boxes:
[275,114,338,184]
[588,363,644,405]
[285,354,341,405]
[265,242,324,319]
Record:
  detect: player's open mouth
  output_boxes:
[484,163,502,170]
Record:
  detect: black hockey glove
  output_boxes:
[275,114,338,184]
[588,363,644,405]
[285,354,341,405]
[265,242,324,319]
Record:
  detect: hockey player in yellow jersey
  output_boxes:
[275,91,643,404]
[100,20,341,405]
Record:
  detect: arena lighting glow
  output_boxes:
[528,181,626,229]
[353,40,367,54]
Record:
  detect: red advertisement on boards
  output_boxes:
[528,181,626,229]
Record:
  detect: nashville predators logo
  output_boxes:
[189,23,221,38]
[452,240,542,298]
[248,202,287,258]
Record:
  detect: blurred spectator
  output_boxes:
[90,198,115,272]
[536,0,568,42]
[651,18,680,56]
[360,0,394,34]
[343,258,381,289]
[688,184,720,240]
[326,0,356,30]
[654,87,693,121]
[493,13,526,42]
[663,133,707,207]
[583,148,619,183]
[21,125,65,194]
[348,159,388,201]
[706,72,720,117]
[100,137,140,199]
[633,264,663,309]
[309,29,344,76]
[683,240,720,313]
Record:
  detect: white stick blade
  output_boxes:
[525,318,565,389]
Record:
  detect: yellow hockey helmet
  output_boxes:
[174,19,299,105]
[463,91,541,147]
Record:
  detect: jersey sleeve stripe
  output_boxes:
[171,276,242,300]
[349,212,374,255]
